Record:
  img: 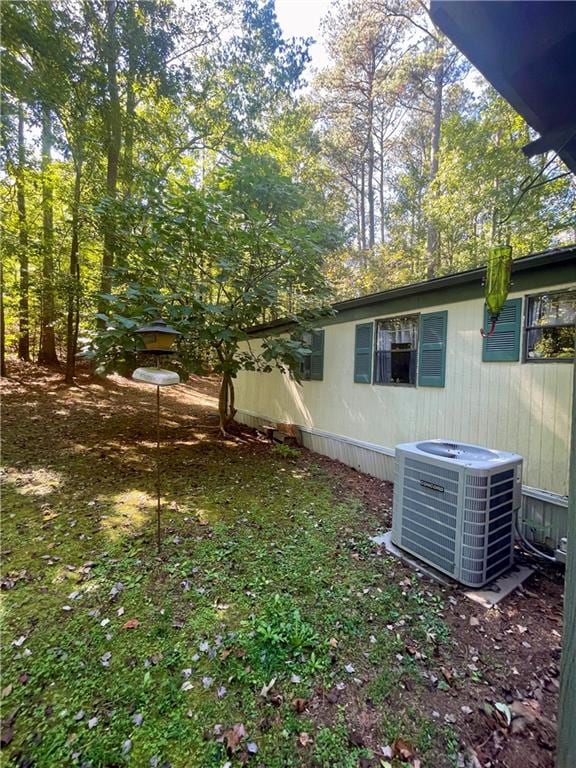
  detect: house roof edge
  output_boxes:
[246,244,576,336]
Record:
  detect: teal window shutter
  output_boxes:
[309,330,324,380]
[354,323,373,383]
[418,311,447,387]
[482,298,522,362]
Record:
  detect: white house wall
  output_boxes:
[235,282,574,545]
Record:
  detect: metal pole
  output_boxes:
[156,384,161,554]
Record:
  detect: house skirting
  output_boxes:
[235,409,568,553]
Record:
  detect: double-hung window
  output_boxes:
[374,315,419,385]
[524,290,576,362]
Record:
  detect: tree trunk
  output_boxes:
[359,161,366,251]
[364,45,376,250]
[355,181,362,251]
[16,103,30,361]
[0,257,6,378]
[218,372,237,434]
[426,49,444,279]
[367,133,375,249]
[38,105,58,365]
[491,131,501,244]
[379,119,385,244]
[65,160,82,384]
[122,1,137,201]
[98,0,122,324]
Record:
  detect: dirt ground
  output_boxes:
[294,435,563,768]
[299,444,563,768]
[1,362,565,768]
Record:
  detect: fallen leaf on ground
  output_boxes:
[260,677,276,698]
[224,723,246,754]
[122,618,140,630]
[495,702,512,727]
[298,732,313,747]
[392,738,415,761]
[0,718,15,747]
[292,698,307,714]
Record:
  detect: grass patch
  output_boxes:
[1,376,456,767]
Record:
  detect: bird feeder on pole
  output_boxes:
[132,319,182,553]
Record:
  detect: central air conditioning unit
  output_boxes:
[392,440,522,587]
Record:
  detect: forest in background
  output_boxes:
[1,0,574,387]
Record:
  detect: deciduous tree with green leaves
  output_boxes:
[89,153,343,431]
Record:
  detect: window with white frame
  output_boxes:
[374,315,419,385]
[524,290,576,362]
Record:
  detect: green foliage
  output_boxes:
[88,152,341,423]
[229,593,328,685]
[313,720,371,767]
[272,443,301,459]
[2,0,571,378]
[426,88,575,273]
[317,0,574,297]
[0,0,330,376]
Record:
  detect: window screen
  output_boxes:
[374,315,419,385]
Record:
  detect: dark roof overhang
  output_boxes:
[429,1,576,172]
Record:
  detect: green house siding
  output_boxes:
[418,311,447,387]
[482,298,522,362]
[354,323,373,383]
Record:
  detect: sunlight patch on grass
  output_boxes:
[3,466,63,496]
[99,489,156,539]
[194,506,220,525]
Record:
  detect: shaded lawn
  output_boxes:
[1,366,561,768]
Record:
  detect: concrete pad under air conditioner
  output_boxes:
[371,531,533,608]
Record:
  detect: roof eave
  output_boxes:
[246,245,576,336]
[430,0,576,172]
